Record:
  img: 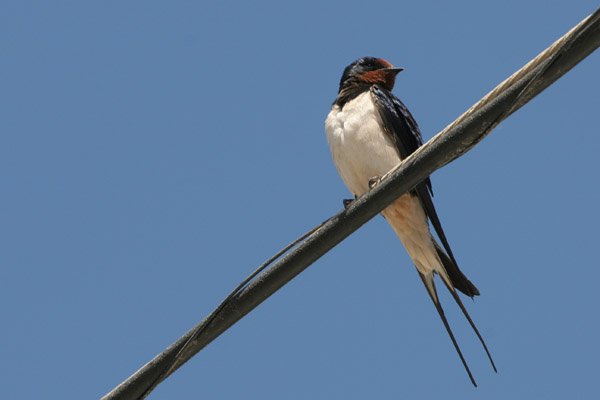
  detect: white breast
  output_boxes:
[325,90,443,278]
[325,91,402,196]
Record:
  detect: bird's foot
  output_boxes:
[368,175,382,189]
[343,195,357,209]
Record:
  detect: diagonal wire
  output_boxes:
[139,217,333,397]
[102,7,600,400]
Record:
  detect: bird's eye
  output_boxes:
[365,61,380,70]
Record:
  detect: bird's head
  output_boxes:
[338,57,403,93]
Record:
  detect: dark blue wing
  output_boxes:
[371,85,479,297]
[370,85,432,194]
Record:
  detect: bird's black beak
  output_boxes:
[382,67,404,74]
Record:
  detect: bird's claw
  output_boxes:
[368,176,382,189]
[343,195,357,209]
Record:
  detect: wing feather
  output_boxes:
[371,85,479,297]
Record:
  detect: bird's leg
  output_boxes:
[368,175,382,189]
[343,195,357,209]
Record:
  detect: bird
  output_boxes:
[324,57,496,386]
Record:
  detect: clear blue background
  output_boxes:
[2,1,599,398]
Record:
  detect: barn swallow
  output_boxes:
[325,57,496,386]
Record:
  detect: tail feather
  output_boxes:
[431,237,497,373]
[418,272,478,387]
[433,238,479,297]
[440,279,498,373]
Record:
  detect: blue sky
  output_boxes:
[2,1,599,399]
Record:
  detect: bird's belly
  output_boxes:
[325,94,401,196]
[325,94,436,275]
